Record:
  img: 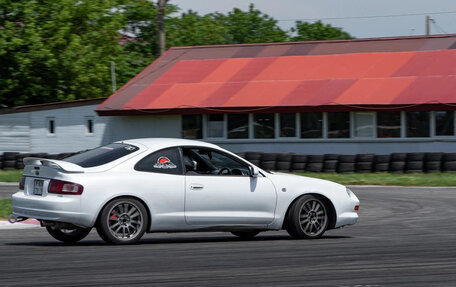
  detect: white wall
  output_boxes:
[0,112,30,152]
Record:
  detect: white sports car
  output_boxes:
[10,138,359,244]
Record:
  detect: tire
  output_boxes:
[390,161,405,173]
[356,162,373,172]
[307,155,324,163]
[245,152,262,160]
[443,161,456,172]
[391,153,406,161]
[407,153,425,161]
[339,155,356,163]
[234,152,245,159]
[2,160,16,169]
[291,162,306,171]
[231,231,260,240]
[306,162,323,172]
[425,153,443,162]
[375,155,390,164]
[3,152,19,161]
[324,154,339,160]
[96,198,148,245]
[323,160,338,170]
[406,161,424,171]
[285,195,329,239]
[425,161,441,172]
[356,154,374,162]
[46,226,91,243]
[15,162,24,169]
[249,159,261,166]
[443,153,456,162]
[276,153,293,162]
[338,163,355,173]
[276,161,291,171]
[374,163,389,172]
[261,153,277,161]
[260,161,276,170]
[292,154,307,163]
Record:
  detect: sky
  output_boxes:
[171,0,456,38]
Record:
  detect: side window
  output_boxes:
[182,147,250,176]
[135,147,183,175]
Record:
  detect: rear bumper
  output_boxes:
[11,191,93,227]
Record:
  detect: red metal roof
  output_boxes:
[96,35,456,115]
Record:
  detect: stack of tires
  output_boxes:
[405,153,425,173]
[306,155,324,172]
[260,153,277,171]
[424,153,442,173]
[323,154,339,173]
[390,153,406,173]
[2,152,19,170]
[275,153,293,172]
[290,154,307,173]
[356,154,374,173]
[338,155,356,173]
[442,153,456,172]
[244,152,261,167]
[373,155,390,172]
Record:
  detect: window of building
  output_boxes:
[300,112,323,138]
[182,115,202,139]
[134,147,183,175]
[47,117,55,134]
[207,114,224,138]
[86,117,94,134]
[227,114,249,139]
[435,111,454,136]
[327,112,350,138]
[406,111,430,137]
[377,111,401,138]
[280,113,296,137]
[354,112,375,137]
[253,113,275,139]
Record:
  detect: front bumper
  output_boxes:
[11,191,93,227]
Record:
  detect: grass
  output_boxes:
[295,172,456,187]
[0,169,23,182]
[0,199,12,220]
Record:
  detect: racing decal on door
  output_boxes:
[153,156,177,169]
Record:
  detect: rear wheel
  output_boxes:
[96,198,148,245]
[231,231,260,240]
[286,195,329,239]
[46,226,91,243]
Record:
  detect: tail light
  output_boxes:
[48,179,83,195]
[19,176,26,190]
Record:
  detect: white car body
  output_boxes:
[11,138,359,240]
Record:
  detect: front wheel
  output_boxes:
[285,195,329,239]
[96,198,148,245]
[46,226,91,243]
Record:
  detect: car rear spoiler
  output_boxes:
[23,157,85,173]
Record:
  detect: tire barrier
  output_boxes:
[1,151,455,173]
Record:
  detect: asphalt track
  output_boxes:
[1,186,456,287]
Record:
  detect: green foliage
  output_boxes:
[291,20,352,41]
[0,2,353,106]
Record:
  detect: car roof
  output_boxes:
[118,138,221,152]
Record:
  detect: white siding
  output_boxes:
[0,112,30,152]
[29,105,110,153]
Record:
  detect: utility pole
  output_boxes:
[157,0,168,56]
[426,15,431,36]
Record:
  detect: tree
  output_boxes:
[215,4,288,44]
[291,20,352,41]
[0,0,127,106]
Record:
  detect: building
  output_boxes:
[2,34,456,154]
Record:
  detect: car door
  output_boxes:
[183,147,277,226]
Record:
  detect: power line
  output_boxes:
[277,11,456,22]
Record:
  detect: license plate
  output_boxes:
[33,179,44,195]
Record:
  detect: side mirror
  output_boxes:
[249,165,259,177]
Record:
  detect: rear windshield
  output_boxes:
[64,143,139,168]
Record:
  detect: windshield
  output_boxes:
[64,143,139,168]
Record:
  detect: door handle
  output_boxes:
[190,184,204,190]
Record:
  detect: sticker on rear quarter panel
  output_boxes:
[153,157,177,169]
